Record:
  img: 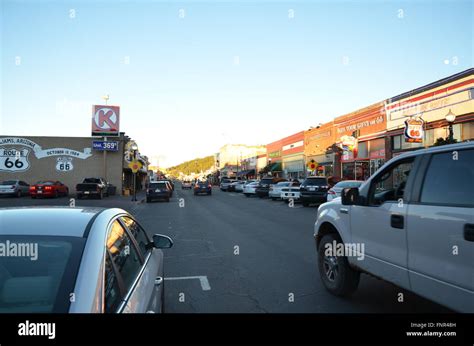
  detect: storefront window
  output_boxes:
[357,141,368,158]
[392,135,401,150]
[324,164,333,177]
[462,122,474,141]
[342,163,354,180]
[342,161,369,180]
[370,159,385,176]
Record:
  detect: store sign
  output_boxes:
[56,157,74,172]
[338,135,358,159]
[404,117,424,143]
[268,150,281,158]
[0,147,30,172]
[92,105,120,136]
[336,116,384,134]
[93,141,119,151]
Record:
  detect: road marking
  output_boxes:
[164,276,211,291]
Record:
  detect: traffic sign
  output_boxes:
[93,141,119,151]
[128,160,142,173]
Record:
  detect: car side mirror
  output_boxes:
[152,234,173,249]
[341,187,359,206]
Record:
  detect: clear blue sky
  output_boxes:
[1,0,472,167]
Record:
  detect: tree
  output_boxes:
[433,137,458,146]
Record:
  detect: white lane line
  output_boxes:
[164,276,211,291]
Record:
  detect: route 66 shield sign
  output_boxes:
[56,157,74,172]
[0,147,30,172]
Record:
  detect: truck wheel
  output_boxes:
[302,201,309,207]
[318,233,360,297]
[98,191,103,199]
[76,194,82,200]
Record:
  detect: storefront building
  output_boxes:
[264,139,283,177]
[333,101,387,181]
[385,68,474,156]
[281,131,305,179]
[304,121,336,178]
[0,133,147,194]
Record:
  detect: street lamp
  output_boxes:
[445,109,456,142]
[130,143,139,201]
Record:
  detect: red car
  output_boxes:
[30,180,69,198]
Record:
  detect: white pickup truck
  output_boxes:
[314,142,474,312]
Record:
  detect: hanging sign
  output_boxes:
[404,116,424,143]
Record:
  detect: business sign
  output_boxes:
[0,147,30,172]
[93,141,119,152]
[268,150,281,158]
[92,105,120,136]
[404,117,424,143]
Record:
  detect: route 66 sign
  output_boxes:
[0,147,30,172]
[56,157,74,172]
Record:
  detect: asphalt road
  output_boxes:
[0,186,451,313]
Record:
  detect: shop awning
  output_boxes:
[270,162,282,172]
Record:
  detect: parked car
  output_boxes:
[281,180,302,202]
[0,207,173,313]
[243,181,259,197]
[76,177,109,199]
[235,180,255,192]
[327,180,364,202]
[182,181,193,190]
[269,181,292,200]
[220,178,237,191]
[30,180,69,198]
[300,176,331,207]
[314,142,474,312]
[255,177,287,198]
[194,180,212,195]
[147,181,172,202]
[228,180,245,192]
[163,179,174,191]
[0,180,29,197]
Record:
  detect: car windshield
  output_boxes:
[1,181,17,185]
[303,178,327,186]
[335,181,363,188]
[83,178,101,183]
[150,183,167,189]
[260,179,274,184]
[0,236,85,313]
[36,181,55,185]
[276,182,290,187]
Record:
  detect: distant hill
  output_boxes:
[166,155,215,177]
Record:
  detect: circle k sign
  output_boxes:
[92,105,120,136]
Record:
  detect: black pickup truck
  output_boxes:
[76,178,109,199]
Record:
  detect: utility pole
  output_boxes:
[102,94,109,182]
